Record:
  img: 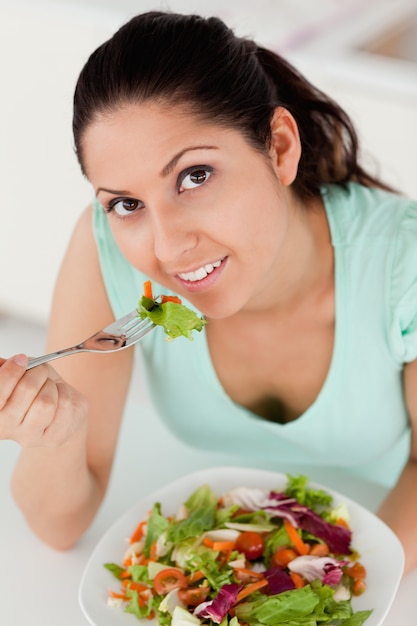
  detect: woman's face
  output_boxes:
[83,102,295,319]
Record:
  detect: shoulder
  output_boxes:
[322,183,417,364]
[322,182,416,246]
[388,199,417,363]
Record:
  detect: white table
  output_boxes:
[1,390,417,625]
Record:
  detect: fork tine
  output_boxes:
[124,317,153,337]
[103,310,142,334]
[125,318,155,345]
[122,316,149,334]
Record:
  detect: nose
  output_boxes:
[150,207,198,264]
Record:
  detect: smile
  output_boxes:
[177,259,224,282]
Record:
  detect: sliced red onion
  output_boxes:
[288,555,345,585]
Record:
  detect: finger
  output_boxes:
[0,354,27,369]
[0,364,50,433]
[0,355,29,410]
[11,377,60,446]
[15,377,87,448]
[40,381,87,447]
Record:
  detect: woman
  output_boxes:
[1,11,416,572]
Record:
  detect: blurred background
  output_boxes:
[0,0,416,349]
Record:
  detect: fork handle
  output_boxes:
[26,346,82,370]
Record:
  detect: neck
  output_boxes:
[246,194,333,318]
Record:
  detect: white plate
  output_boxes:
[79,467,404,626]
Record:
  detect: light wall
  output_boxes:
[0,2,118,323]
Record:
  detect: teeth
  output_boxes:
[179,259,222,282]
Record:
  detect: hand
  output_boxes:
[0,354,88,447]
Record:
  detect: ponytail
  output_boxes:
[255,45,393,198]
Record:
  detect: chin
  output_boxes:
[194,295,244,321]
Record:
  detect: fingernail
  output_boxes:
[12,354,28,367]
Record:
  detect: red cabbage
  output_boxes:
[194,583,241,624]
[260,491,352,554]
[297,508,351,555]
[263,567,295,594]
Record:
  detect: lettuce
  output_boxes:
[104,562,125,580]
[235,582,372,625]
[144,502,169,558]
[138,296,206,340]
[187,551,234,591]
[285,474,333,510]
[166,484,218,543]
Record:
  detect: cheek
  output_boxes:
[109,220,155,273]
[237,185,288,247]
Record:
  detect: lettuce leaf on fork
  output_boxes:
[138,294,206,340]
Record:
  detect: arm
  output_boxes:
[377,357,417,575]
[9,206,135,550]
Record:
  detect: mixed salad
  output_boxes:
[138,280,206,340]
[104,475,372,625]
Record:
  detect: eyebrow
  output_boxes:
[95,145,218,196]
[96,186,130,196]
[161,145,218,177]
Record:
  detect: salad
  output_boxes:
[104,475,372,625]
[138,280,206,340]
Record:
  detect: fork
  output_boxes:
[26,310,155,370]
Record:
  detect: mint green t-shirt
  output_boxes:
[93,183,417,488]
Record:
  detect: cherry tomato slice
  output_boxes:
[235,531,265,560]
[178,587,210,606]
[153,568,187,595]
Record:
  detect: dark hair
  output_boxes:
[73,11,391,199]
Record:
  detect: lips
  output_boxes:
[177,259,223,282]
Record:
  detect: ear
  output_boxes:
[268,107,301,186]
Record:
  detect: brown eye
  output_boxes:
[110,197,144,216]
[179,166,212,192]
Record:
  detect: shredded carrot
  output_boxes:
[353,579,366,596]
[345,562,366,579]
[232,567,264,579]
[143,280,153,299]
[309,542,329,557]
[120,569,132,579]
[138,594,150,607]
[149,541,158,561]
[161,295,182,304]
[284,519,309,555]
[271,547,298,568]
[203,537,236,552]
[130,520,147,544]
[203,537,214,548]
[122,580,149,593]
[289,572,305,588]
[213,540,236,552]
[109,590,129,600]
[335,517,351,530]
[123,557,133,568]
[186,570,206,585]
[235,579,268,603]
